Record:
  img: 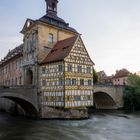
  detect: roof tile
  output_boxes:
[40,36,78,64]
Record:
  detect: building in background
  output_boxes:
[97,69,130,86]
[97,71,113,85]
[112,69,130,86]
[0,45,23,86]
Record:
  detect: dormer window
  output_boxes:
[48,33,53,43]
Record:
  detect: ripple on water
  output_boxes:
[0,112,140,140]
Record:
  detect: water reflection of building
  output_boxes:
[0,0,94,116]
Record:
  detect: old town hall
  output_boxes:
[0,0,94,118]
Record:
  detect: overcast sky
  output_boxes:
[0,0,140,75]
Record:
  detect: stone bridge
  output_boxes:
[0,86,39,117]
[0,85,125,117]
[94,84,125,109]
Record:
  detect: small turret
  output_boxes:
[45,0,58,15]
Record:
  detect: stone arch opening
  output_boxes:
[25,70,33,85]
[94,92,117,109]
[0,95,38,118]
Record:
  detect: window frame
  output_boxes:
[80,79,84,86]
[48,33,54,43]
[77,65,82,73]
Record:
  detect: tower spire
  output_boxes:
[45,0,58,16]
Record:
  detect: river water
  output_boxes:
[0,111,140,140]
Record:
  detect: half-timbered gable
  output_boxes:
[64,36,94,108]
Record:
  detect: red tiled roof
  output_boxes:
[40,35,78,64]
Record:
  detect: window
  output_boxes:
[42,80,46,86]
[66,78,71,86]
[87,95,92,100]
[59,78,64,86]
[72,79,76,85]
[80,79,84,86]
[77,65,82,73]
[74,95,81,101]
[87,67,91,73]
[48,33,53,43]
[88,80,92,86]
[52,2,56,9]
[42,67,46,74]
[58,65,63,72]
[68,64,72,72]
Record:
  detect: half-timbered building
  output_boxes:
[40,35,94,108]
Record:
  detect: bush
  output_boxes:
[123,74,140,111]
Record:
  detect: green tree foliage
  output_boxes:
[93,69,98,84]
[123,74,140,111]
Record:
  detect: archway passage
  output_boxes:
[94,92,117,109]
[26,70,33,85]
[0,95,38,118]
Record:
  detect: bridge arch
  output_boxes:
[94,84,124,109]
[0,92,39,118]
[94,91,117,109]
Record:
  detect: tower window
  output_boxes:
[48,33,53,43]
[52,3,56,10]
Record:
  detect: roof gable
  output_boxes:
[21,19,35,34]
[40,36,78,64]
[65,36,94,65]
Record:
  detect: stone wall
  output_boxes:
[41,106,88,119]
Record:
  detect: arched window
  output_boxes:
[52,2,56,11]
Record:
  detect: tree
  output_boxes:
[93,69,98,84]
[123,73,140,111]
